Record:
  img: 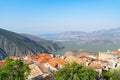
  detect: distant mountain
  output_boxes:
[39,31,87,41]
[39,27,120,43]
[0,28,63,60]
[22,33,63,52]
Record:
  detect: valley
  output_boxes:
[54,41,120,55]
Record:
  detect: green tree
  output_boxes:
[0,58,30,80]
[102,69,120,80]
[53,62,98,80]
[102,70,112,80]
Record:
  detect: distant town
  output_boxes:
[1,49,120,80]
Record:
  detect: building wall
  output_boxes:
[45,63,57,71]
[99,52,115,60]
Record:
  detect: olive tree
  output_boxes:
[54,62,98,80]
[0,58,30,80]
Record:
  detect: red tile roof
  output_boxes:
[26,53,52,62]
[9,56,16,59]
[38,57,49,63]
[38,53,52,58]
[0,61,5,66]
[114,50,120,54]
[47,58,65,68]
[37,53,52,63]
[47,60,58,68]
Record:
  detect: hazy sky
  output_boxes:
[0,0,120,34]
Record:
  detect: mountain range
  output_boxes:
[0,28,63,60]
[39,27,120,43]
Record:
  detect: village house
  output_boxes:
[88,63,102,74]
[98,49,120,60]
[64,56,86,65]
[28,64,43,79]
[97,50,120,70]
[98,52,115,60]
[45,58,65,71]
[22,53,65,79]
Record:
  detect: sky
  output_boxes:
[0,0,120,34]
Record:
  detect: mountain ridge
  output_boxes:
[39,27,120,43]
[0,28,63,60]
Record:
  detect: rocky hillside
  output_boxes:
[0,48,7,60]
[22,33,63,52]
[0,28,63,60]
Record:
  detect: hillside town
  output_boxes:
[1,49,120,80]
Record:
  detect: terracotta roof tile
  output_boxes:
[114,50,120,54]
[48,61,57,68]
[47,58,65,68]
[54,58,65,66]
[36,53,52,63]
[9,56,16,59]
[0,61,5,66]
[39,53,52,58]
[38,57,50,63]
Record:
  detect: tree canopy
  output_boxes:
[53,62,98,80]
[0,58,30,80]
[102,68,120,80]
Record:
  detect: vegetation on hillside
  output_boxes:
[53,62,98,80]
[54,41,120,54]
[0,58,30,80]
[102,69,120,80]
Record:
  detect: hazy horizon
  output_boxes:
[0,0,120,34]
